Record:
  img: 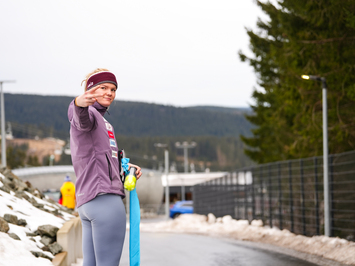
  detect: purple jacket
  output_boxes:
[68,100,125,208]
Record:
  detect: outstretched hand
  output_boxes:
[75,86,104,107]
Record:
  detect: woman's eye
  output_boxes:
[101,87,106,90]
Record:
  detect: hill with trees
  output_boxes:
[5,93,254,170]
[6,93,252,138]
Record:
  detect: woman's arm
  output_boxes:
[69,100,94,132]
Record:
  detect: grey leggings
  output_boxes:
[78,194,126,266]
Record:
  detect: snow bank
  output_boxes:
[0,175,75,265]
[0,232,53,266]
[140,214,355,265]
[0,190,66,231]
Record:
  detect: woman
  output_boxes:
[68,68,142,266]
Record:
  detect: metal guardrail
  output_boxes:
[194,150,355,240]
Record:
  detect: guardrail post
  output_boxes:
[244,170,248,220]
[236,172,239,219]
[251,168,256,221]
[260,167,264,223]
[268,164,272,228]
[233,172,237,219]
[314,157,320,235]
[300,159,306,235]
[278,163,283,230]
[288,161,294,232]
[329,155,334,237]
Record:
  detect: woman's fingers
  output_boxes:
[75,94,89,107]
[135,166,142,179]
[87,85,102,93]
[84,95,96,101]
[91,93,104,99]
[80,86,105,105]
[86,86,104,100]
[127,163,142,179]
[75,85,105,107]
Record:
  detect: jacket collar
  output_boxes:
[92,101,108,116]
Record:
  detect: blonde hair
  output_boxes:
[81,68,110,91]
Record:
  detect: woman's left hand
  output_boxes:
[128,163,142,179]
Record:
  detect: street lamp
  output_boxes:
[0,80,16,168]
[301,74,330,236]
[154,143,170,219]
[175,141,196,201]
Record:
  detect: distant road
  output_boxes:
[119,232,341,266]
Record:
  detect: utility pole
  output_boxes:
[154,143,170,219]
[0,80,15,168]
[175,141,196,201]
[301,75,330,236]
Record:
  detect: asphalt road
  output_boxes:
[119,232,322,266]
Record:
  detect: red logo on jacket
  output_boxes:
[108,131,114,139]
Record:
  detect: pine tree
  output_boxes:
[240,0,355,163]
[6,145,27,169]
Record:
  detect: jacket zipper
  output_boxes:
[119,149,124,182]
[105,154,112,184]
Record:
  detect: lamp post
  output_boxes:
[175,141,196,201]
[0,80,16,168]
[154,143,170,219]
[301,74,330,236]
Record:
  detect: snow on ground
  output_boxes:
[0,232,53,266]
[140,214,355,265]
[0,186,75,266]
[0,189,71,230]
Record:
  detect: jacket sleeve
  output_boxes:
[68,99,95,132]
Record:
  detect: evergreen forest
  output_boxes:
[239,0,355,163]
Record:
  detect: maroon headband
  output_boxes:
[86,71,118,91]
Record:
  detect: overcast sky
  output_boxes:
[0,0,268,108]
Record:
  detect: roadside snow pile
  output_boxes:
[0,167,75,266]
[141,213,355,265]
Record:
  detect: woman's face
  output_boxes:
[96,83,117,107]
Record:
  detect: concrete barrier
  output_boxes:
[54,217,82,266]
[52,252,67,266]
